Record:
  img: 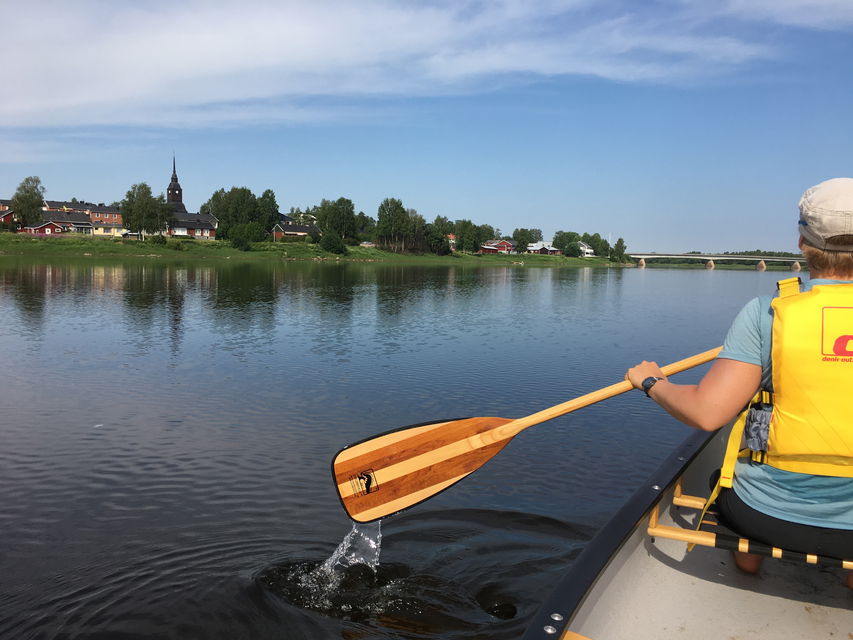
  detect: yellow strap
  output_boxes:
[687,392,761,551]
[776,277,801,298]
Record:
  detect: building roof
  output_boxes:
[272,223,318,234]
[528,241,558,252]
[172,212,216,230]
[24,220,64,230]
[44,200,119,214]
[41,210,93,226]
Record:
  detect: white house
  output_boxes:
[527,241,560,255]
[577,241,595,257]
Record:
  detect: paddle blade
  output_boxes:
[332,416,514,523]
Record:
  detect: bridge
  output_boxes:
[628,253,802,270]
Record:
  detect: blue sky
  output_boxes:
[2,0,853,252]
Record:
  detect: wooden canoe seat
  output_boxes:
[647,478,853,571]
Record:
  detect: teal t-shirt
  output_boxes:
[718,278,853,530]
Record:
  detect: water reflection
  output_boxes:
[0,257,797,640]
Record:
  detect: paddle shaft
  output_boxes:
[493,346,722,440]
[334,346,722,522]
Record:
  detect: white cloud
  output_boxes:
[718,0,853,29]
[0,0,827,128]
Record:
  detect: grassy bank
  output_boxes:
[0,233,617,267]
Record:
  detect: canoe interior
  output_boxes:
[524,426,853,640]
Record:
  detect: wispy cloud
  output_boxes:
[0,0,844,128]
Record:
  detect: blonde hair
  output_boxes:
[801,235,853,277]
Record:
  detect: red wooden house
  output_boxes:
[23,220,65,235]
[480,239,516,254]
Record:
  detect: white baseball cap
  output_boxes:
[799,178,853,251]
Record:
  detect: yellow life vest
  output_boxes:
[765,277,853,476]
[690,278,853,548]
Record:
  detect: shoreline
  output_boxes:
[0,234,796,270]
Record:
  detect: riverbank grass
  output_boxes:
[0,233,615,266]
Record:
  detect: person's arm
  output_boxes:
[625,358,761,431]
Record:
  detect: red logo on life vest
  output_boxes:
[833,335,853,356]
[823,306,853,357]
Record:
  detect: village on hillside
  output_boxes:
[1,160,604,258]
[0,160,320,243]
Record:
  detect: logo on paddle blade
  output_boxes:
[350,469,378,496]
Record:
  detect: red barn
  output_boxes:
[480,239,516,254]
[23,221,65,235]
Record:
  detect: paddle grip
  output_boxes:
[498,346,722,437]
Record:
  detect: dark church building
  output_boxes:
[165,158,217,239]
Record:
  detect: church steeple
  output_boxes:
[166,155,187,213]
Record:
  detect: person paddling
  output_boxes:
[626,177,853,589]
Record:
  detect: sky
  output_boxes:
[2,0,853,253]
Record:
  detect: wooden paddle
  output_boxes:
[333,346,722,523]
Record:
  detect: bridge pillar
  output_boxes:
[756,260,766,271]
[705,260,715,270]
[792,261,801,272]
[638,258,646,268]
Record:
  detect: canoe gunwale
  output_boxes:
[521,428,717,640]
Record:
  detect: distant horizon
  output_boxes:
[0,168,812,255]
[4,1,852,254]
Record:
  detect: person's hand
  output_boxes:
[625,361,666,390]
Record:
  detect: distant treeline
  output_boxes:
[643,248,802,266]
[6,175,629,259]
[196,186,630,259]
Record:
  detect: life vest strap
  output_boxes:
[687,390,765,551]
[776,276,801,298]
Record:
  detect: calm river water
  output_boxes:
[0,258,795,639]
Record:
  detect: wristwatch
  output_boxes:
[641,376,664,397]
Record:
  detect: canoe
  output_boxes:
[522,425,853,640]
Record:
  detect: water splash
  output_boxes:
[319,520,382,573]
[259,521,385,616]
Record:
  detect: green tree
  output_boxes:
[564,242,582,257]
[200,188,226,219]
[257,189,280,231]
[611,237,628,262]
[120,183,174,236]
[431,215,454,237]
[11,176,46,227]
[512,228,534,253]
[589,233,610,258]
[425,222,451,255]
[376,197,408,252]
[200,187,258,240]
[553,230,581,253]
[317,197,357,241]
[453,219,478,252]
[356,211,376,239]
[229,221,267,250]
[320,230,348,254]
[478,224,496,242]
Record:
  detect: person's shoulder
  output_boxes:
[736,294,774,321]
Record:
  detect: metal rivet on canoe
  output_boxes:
[544,625,557,634]
[652,484,661,491]
[677,456,686,461]
[550,613,564,621]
